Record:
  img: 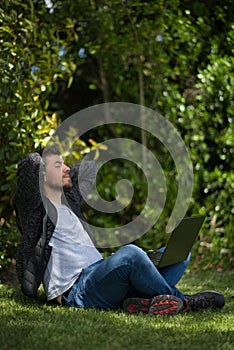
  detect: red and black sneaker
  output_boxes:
[123,295,183,316]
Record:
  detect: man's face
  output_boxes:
[44,154,72,190]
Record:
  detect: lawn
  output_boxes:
[0,270,233,350]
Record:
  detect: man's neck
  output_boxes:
[44,187,62,205]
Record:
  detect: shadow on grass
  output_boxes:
[1,270,234,350]
[1,305,233,350]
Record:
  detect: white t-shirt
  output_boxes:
[43,202,103,300]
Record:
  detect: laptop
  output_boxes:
[147,215,206,268]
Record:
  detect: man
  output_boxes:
[13,145,225,316]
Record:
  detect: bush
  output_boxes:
[0,218,20,271]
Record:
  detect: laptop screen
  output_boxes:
[158,216,206,268]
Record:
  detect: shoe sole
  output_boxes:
[123,295,183,316]
[149,295,183,315]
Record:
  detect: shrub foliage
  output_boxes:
[0,0,233,271]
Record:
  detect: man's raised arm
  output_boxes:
[69,160,98,201]
[13,153,43,232]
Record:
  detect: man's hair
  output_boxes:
[42,144,61,159]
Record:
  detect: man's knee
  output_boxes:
[117,244,147,264]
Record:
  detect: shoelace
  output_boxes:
[188,296,212,310]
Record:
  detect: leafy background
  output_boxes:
[0,0,233,274]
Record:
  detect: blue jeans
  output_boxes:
[63,244,190,309]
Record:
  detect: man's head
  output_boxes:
[42,145,72,191]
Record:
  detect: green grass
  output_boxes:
[1,270,233,350]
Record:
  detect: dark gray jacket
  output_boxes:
[13,153,98,298]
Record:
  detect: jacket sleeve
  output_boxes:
[13,153,43,215]
[13,153,44,287]
[68,160,98,203]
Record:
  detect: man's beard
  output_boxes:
[44,177,72,192]
[63,182,73,189]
